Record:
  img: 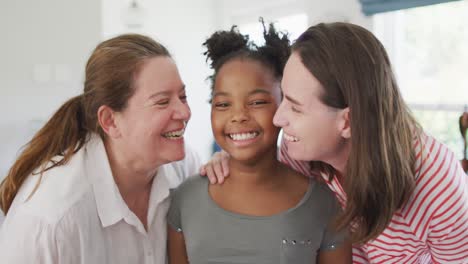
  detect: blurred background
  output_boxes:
[1,0,467,181]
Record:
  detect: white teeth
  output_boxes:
[229,132,259,141]
[284,133,299,142]
[163,128,185,139]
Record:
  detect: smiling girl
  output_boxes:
[167,21,351,264]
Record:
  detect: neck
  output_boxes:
[224,147,284,189]
[104,140,157,202]
[325,140,351,184]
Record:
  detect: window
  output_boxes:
[238,13,309,46]
[373,1,468,158]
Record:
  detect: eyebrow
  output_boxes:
[249,88,271,96]
[213,88,272,97]
[148,85,186,99]
[284,94,303,106]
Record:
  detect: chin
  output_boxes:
[165,151,185,162]
[170,148,187,161]
[155,148,186,165]
[174,153,186,161]
[288,149,310,161]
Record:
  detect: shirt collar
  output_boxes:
[84,133,172,229]
[147,166,170,226]
[84,134,129,227]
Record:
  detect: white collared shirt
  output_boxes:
[0,134,200,264]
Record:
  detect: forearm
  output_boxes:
[167,225,189,264]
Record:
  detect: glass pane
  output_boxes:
[239,13,308,46]
[374,1,468,160]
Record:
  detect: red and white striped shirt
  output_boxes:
[279,133,468,263]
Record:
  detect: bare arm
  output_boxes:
[317,240,352,264]
[167,225,189,264]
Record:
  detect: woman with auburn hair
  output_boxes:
[0,34,199,264]
[202,22,468,263]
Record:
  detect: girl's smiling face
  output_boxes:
[211,58,281,163]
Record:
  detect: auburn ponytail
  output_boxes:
[0,95,87,213]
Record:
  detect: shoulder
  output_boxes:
[170,175,208,209]
[171,174,207,198]
[284,163,334,199]
[6,147,94,225]
[414,133,458,173]
[307,179,338,210]
[0,192,95,262]
[299,178,340,220]
[413,132,465,188]
[401,132,467,231]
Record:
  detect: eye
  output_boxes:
[214,102,230,109]
[249,100,269,106]
[291,106,301,113]
[179,94,188,103]
[155,100,169,106]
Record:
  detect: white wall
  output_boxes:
[0,0,101,177]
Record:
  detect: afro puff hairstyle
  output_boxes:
[203,18,291,98]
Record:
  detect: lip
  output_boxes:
[161,125,186,142]
[225,129,258,134]
[225,130,261,147]
[283,131,299,142]
[162,126,185,135]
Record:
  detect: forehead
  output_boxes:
[133,56,183,96]
[214,59,276,94]
[282,53,323,102]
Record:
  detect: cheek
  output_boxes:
[302,116,337,145]
[210,112,224,135]
[261,112,279,133]
[148,113,171,135]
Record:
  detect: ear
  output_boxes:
[97,105,121,138]
[339,107,351,139]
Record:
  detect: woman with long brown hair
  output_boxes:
[0,34,200,264]
[203,22,468,263]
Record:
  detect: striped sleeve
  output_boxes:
[409,135,468,263]
[426,157,468,263]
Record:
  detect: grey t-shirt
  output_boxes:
[168,175,345,264]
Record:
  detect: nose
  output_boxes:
[273,101,288,128]
[173,99,191,122]
[231,105,250,123]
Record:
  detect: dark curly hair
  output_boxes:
[203,18,291,99]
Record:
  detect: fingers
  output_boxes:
[213,159,225,184]
[199,165,206,176]
[204,164,217,184]
[200,151,231,185]
[221,155,229,177]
